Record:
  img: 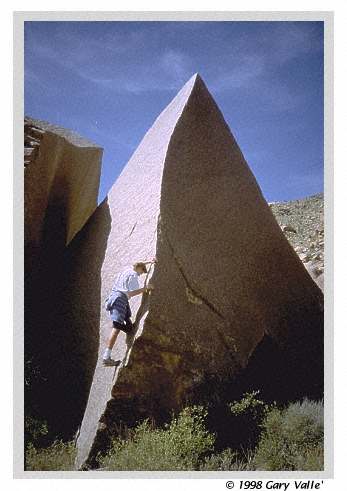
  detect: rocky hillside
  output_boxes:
[269,193,324,290]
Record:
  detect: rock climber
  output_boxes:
[102,258,156,367]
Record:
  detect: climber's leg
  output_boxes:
[107,326,120,349]
[102,324,122,366]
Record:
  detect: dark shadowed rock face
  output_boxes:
[24,118,103,438]
[74,74,323,469]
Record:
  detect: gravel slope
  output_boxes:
[269,193,324,290]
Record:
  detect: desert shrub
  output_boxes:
[24,357,57,450]
[200,447,256,471]
[99,406,215,471]
[24,415,49,448]
[297,445,324,471]
[225,391,272,448]
[25,440,76,471]
[229,390,270,419]
[254,399,324,471]
[200,448,238,470]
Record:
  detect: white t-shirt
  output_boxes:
[111,268,140,294]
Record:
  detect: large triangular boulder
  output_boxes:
[73,74,323,469]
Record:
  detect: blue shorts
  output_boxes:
[105,290,132,324]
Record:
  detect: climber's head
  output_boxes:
[133,262,147,275]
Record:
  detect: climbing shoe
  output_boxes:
[102,358,121,367]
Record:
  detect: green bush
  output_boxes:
[225,391,272,448]
[200,448,256,471]
[24,416,48,448]
[254,399,324,471]
[200,448,238,470]
[24,399,324,472]
[297,445,324,471]
[229,391,269,418]
[25,441,76,471]
[99,406,215,471]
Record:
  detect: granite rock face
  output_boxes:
[24,116,102,260]
[24,117,103,437]
[74,74,324,469]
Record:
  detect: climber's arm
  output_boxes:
[127,284,154,299]
[127,287,146,298]
[139,257,157,265]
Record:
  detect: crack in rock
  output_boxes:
[127,221,137,238]
[160,227,238,354]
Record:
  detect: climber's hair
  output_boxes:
[133,262,147,273]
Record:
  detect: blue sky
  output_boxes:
[25,21,324,202]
